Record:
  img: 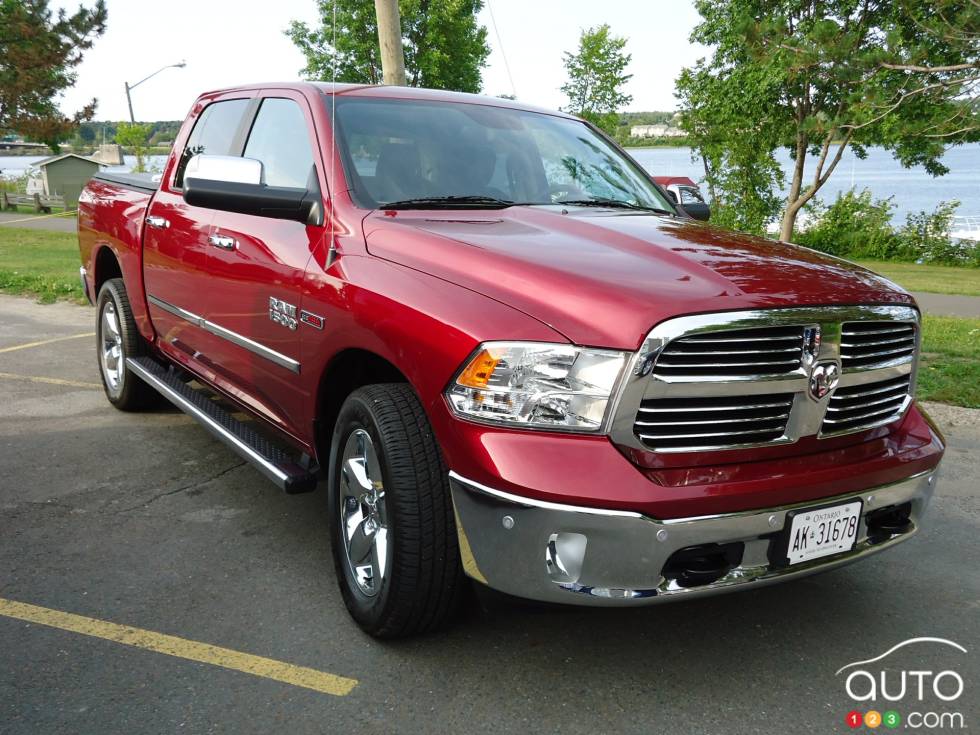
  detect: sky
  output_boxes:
[55,0,708,123]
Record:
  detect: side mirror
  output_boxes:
[183,154,323,226]
[683,202,711,222]
[664,189,678,204]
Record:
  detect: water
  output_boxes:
[628,143,980,224]
[0,154,170,180]
[3,144,977,222]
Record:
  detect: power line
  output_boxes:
[486,0,517,99]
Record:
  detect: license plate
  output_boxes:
[782,500,863,565]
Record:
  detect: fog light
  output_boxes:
[545,532,587,584]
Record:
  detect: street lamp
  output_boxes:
[124,61,187,123]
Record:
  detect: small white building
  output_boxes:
[630,124,686,139]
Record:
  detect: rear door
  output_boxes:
[143,94,253,368]
[202,92,325,439]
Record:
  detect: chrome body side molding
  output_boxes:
[147,294,301,374]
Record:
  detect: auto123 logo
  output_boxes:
[837,638,968,730]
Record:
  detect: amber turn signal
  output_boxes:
[456,348,501,389]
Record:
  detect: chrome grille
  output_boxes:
[611,305,920,454]
[653,325,804,378]
[634,394,794,450]
[840,321,916,369]
[821,374,912,435]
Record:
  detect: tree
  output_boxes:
[115,122,151,172]
[286,0,490,93]
[0,0,107,152]
[677,0,979,241]
[561,25,633,134]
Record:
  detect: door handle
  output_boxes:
[146,215,169,229]
[208,233,238,251]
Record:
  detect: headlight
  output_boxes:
[446,342,628,432]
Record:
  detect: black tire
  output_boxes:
[95,278,156,411]
[328,384,464,638]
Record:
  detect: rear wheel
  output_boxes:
[96,278,156,411]
[328,384,464,638]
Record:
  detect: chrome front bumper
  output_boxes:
[449,469,937,606]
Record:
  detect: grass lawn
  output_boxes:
[854,260,980,297]
[1,226,977,407]
[0,226,85,304]
[918,315,980,408]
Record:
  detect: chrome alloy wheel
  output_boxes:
[339,429,388,597]
[100,300,124,393]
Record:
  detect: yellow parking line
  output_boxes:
[0,598,359,697]
[0,372,101,389]
[0,209,78,225]
[0,332,94,354]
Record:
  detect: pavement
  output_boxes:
[0,293,978,734]
[910,291,980,318]
[0,211,77,233]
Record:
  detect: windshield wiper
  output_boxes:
[556,198,674,216]
[379,195,516,210]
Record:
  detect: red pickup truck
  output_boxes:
[78,83,943,638]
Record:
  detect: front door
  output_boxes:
[143,94,253,370]
[203,92,325,440]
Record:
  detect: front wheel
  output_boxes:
[328,384,464,638]
[95,278,156,411]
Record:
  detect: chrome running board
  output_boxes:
[126,356,317,493]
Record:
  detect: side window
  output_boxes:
[174,98,250,187]
[679,186,705,205]
[243,98,315,189]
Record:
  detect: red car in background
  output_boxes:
[77,83,943,637]
[653,175,711,221]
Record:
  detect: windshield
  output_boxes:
[331,97,675,212]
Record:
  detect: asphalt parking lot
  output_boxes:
[1,293,978,734]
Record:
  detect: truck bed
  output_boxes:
[78,175,156,340]
[91,171,159,194]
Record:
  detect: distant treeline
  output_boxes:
[619,111,677,126]
[72,120,183,148]
[40,113,685,153]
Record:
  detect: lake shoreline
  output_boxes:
[3,144,977,227]
[626,143,979,225]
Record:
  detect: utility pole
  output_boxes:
[374,0,407,86]
[124,82,136,124]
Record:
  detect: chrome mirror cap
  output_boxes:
[185,154,263,186]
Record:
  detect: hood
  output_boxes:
[363,206,913,349]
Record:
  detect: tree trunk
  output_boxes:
[780,199,806,243]
[780,131,853,242]
[780,136,807,242]
[701,153,716,202]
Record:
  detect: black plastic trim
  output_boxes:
[92,172,158,194]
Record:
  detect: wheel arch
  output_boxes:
[314,348,410,458]
[93,244,123,297]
